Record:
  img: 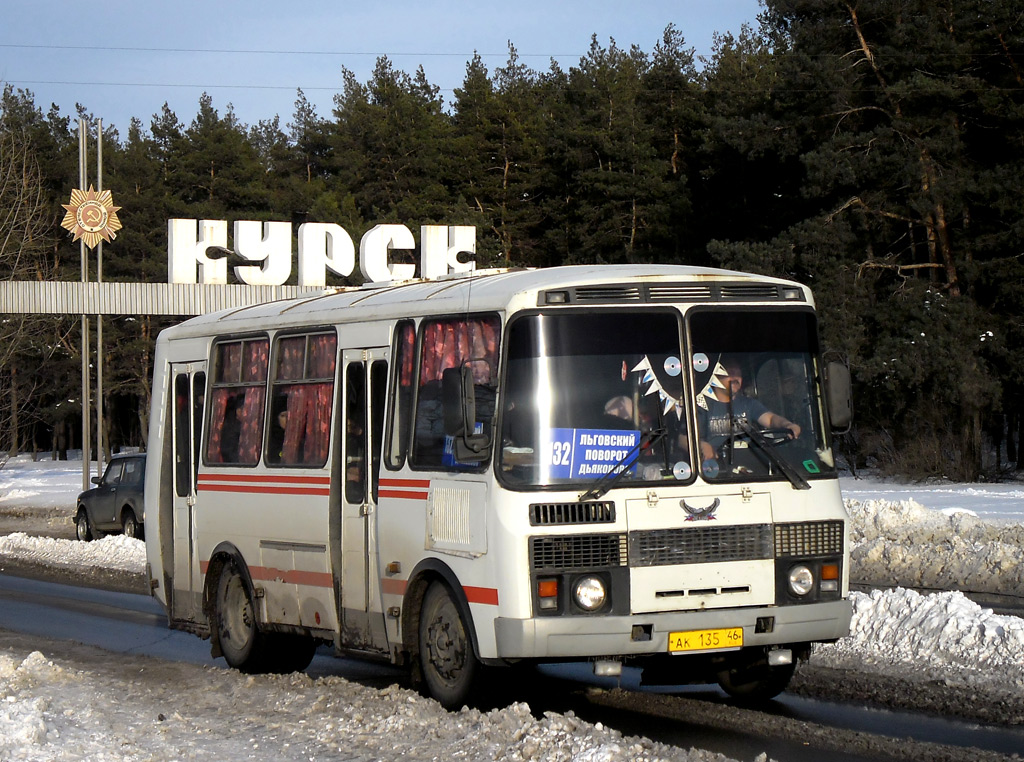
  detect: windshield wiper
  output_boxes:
[732,417,810,490]
[578,428,666,502]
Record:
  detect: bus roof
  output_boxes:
[158,264,811,340]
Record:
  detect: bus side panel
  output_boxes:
[144,337,172,609]
[194,479,338,635]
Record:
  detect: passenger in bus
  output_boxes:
[699,357,801,454]
[269,408,288,463]
[220,396,244,462]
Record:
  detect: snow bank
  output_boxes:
[847,498,1024,593]
[0,533,145,573]
[0,647,736,762]
[814,588,1024,691]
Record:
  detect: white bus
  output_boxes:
[144,264,853,708]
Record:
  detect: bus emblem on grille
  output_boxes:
[681,498,719,521]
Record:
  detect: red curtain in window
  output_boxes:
[280,382,333,466]
[398,323,415,388]
[238,386,266,463]
[216,343,241,383]
[244,339,269,383]
[206,388,231,463]
[309,334,337,378]
[278,336,305,381]
[419,318,499,384]
[282,385,308,464]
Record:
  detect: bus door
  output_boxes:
[170,361,206,623]
[338,349,390,648]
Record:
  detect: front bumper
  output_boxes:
[493,598,852,659]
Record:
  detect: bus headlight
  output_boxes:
[788,565,814,596]
[573,576,607,611]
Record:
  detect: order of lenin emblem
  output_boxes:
[61,185,122,248]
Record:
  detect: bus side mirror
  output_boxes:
[824,361,853,432]
[441,366,490,462]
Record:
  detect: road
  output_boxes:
[0,572,1021,761]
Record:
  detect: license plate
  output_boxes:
[668,627,744,653]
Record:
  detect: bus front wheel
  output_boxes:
[418,582,479,710]
[717,660,796,701]
[215,561,268,673]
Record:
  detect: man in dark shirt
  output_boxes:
[699,358,801,458]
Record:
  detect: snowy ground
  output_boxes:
[2,455,1024,761]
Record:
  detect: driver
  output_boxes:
[699,357,801,455]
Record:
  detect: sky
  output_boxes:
[2,456,1024,759]
[0,0,763,137]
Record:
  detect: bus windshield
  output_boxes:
[499,311,696,488]
[498,308,835,490]
[689,309,835,484]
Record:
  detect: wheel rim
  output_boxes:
[219,570,255,654]
[123,515,137,538]
[76,514,89,541]
[423,593,468,686]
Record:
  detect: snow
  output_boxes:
[2,453,1024,760]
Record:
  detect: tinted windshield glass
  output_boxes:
[689,309,834,483]
[499,311,696,488]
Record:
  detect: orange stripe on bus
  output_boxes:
[198,473,330,485]
[464,586,499,605]
[199,561,331,588]
[378,478,431,488]
[380,577,407,596]
[198,484,331,496]
[248,566,333,588]
[378,489,429,500]
[379,578,497,606]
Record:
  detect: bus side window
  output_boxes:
[385,320,415,469]
[206,338,269,466]
[370,360,387,502]
[267,332,337,467]
[411,315,500,469]
[345,364,366,503]
[174,374,191,497]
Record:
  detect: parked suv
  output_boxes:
[75,453,146,541]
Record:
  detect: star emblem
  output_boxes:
[61,185,122,248]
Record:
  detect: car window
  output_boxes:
[122,458,144,486]
[102,461,125,486]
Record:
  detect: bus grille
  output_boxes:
[629,524,773,567]
[530,501,615,526]
[537,282,804,305]
[530,534,627,570]
[573,285,643,302]
[774,520,844,557]
[720,283,784,299]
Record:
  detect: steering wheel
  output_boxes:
[759,427,796,446]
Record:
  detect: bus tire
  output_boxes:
[214,560,268,673]
[418,581,479,710]
[717,660,796,701]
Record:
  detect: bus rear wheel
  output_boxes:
[418,582,479,710]
[215,561,268,673]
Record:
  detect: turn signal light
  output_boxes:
[538,579,558,610]
[821,562,840,592]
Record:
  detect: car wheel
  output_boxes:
[75,510,94,542]
[121,510,142,540]
[214,560,269,673]
[418,581,479,709]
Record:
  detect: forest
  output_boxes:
[1,0,1022,481]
